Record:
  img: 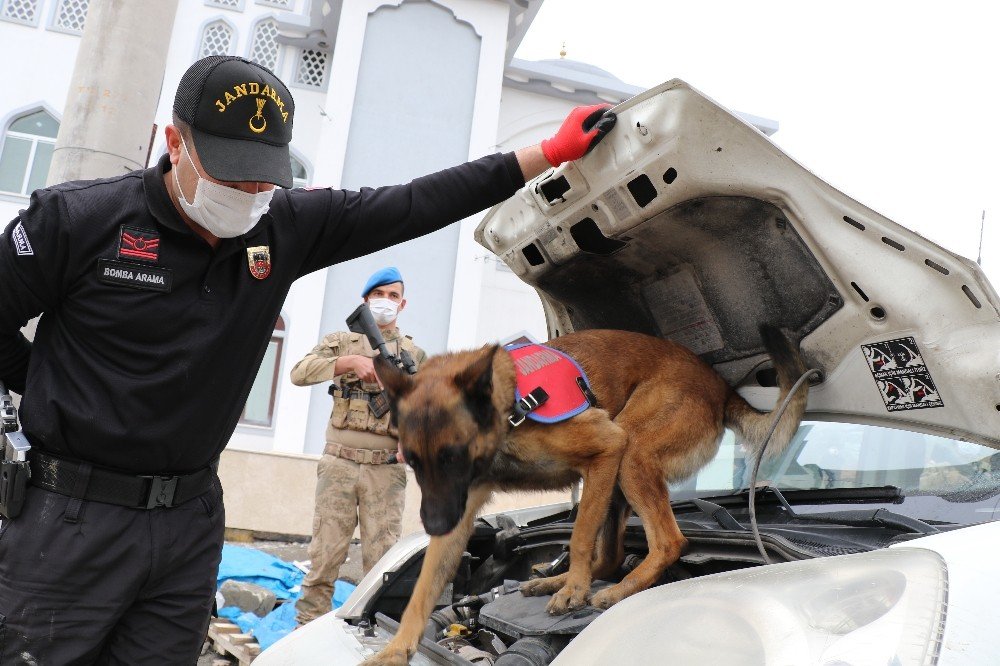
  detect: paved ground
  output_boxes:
[199,539,363,665]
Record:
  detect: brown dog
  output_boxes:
[362,327,808,665]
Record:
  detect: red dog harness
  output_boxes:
[504,343,597,426]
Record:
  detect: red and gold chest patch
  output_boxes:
[247,245,271,280]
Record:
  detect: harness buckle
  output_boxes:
[508,389,548,428]
[142,475,179,508]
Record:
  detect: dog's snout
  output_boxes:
[420,500,464,536]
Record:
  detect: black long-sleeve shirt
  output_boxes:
[0,152,523,474]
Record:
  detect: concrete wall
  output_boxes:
[219,448,571,538]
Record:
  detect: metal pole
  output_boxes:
[47,0,179,185]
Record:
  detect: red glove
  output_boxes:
[541,104,617,167]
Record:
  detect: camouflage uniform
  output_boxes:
[292,328,426,624]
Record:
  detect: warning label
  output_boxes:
[861,337,943,411]
[642,268,725,356]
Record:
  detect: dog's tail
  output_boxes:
[724,326,809,458]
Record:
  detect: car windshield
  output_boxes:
[671,421,1000,502]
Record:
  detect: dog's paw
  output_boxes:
[520,576,565,597]
[546,583,589,615]
[589,587,622,610]
[359,646,411,666]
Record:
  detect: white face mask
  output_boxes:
[173,136,274,238]
[368,298,399,326]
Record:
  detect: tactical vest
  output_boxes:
[328,330,422,439]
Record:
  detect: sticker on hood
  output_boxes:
[861,337,943,411]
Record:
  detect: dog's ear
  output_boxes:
[376,354,414,404]
[455,344,499,428]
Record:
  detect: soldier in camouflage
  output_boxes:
[291,267,427,625]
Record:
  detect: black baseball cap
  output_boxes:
[173,56,295,188]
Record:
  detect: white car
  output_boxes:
[258,80,1000,665]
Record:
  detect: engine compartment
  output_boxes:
[352,507,806,665]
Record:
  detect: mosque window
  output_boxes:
[248,16,280,72]
[240,315,286,427]
[1,0,41,26]
[0,108,59,196]
[199,19,236,58]
[51,0,89,34]
[294,49,329,89]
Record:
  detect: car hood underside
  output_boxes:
[477,79,1000,449]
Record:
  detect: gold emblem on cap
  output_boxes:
[249,98,267,134]
[214,83,289,123]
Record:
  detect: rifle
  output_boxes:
[0,381,31,519]
[345,303,418,376]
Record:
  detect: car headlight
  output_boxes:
[552,548,947,666]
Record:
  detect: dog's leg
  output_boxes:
[538,414,627,615]
[520,486,631,599]
[590,486,632,579]
[361,486,493,666]
[590,446,691,610]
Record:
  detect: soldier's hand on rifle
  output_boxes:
[337,355,381,384]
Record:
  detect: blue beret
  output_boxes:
[361,266,403,297]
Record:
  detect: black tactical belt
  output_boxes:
[29,451,218,509]
[328,385,375,401]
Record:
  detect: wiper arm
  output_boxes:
[696,485,904,505]
[764,486,939,535]
[691,498,746,531]
[687,488,936,535]
[787,507,940,534]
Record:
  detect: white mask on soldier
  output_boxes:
[368,298,399,326]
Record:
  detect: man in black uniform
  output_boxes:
[0,55,614,664]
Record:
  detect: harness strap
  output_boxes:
[576,376,598,407]
[508,387,549,427]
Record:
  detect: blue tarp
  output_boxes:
[217,544,304,600]
[216,544,357,650]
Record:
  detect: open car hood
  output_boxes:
[477,80,1000,448]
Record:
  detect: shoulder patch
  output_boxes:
[12,221,33,256]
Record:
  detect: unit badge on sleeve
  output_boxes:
[247,245,271,280]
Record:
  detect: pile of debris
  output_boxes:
[202,544,355,664]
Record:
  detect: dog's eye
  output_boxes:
[406,453,421,469]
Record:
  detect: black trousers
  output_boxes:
[0,480,225,665]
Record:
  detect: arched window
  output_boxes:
[1,0,41,27]
[241,315,286,427]
[248,16,281,72]
[0,108,59,196]
[294,49,329,89]
[198,19,235,59]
